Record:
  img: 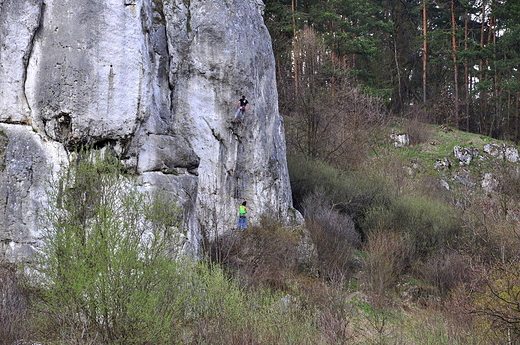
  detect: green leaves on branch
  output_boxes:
[33,152,183,343]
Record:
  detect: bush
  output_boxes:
[0,261,32,344]
[405,119,431,145]
[415,250,471,296]
[360,230,413,295]
[362,195,461,258]
[179,263,320,344]
[30,151,184,344]
[471,259,520,342]
[301,189,360,284]
[208,216,305,290]
[287,155,393,225]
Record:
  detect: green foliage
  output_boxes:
[265,0,520,140]
[178,263,319,344]
[28,153,323,343]
[362,195,461,258]
[31,152,183,344]
[287,154,393,222]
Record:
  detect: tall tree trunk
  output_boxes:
[479,0,487,134]
[392,2,404,113]
[515,92,520,144]
[491,11,499,138]
[451,0,459,128]
[487,13,495,136]
[422,0,428,104]
[292,0,299,96]
[464,8,470,131]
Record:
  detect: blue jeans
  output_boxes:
[234,108,246,120]
[238,215,247,229]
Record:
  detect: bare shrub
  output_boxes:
[299,282,355,343]
[458,193,520,265]
[0,261,31,344]
[470,259,520,342]
[361,231,413,296]
[208,216,303,290]
[302,189,360,283]
[284,27,387,170]
[405,118,431,145]
[207,229,243,270]
[415,250,471,296]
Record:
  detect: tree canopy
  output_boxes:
[265,0,520,143]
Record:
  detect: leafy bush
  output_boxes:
[31,151,184,344]
[179,263,320,344]
[362,196,461,258]
[287,155,393,224]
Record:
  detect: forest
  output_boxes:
[265,0,520,146]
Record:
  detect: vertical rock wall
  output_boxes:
[0,0,295,260]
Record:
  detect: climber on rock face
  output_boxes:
[232,95,249,123]
[237,201,247,229]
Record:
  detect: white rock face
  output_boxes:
[390,133,409,147]
[0,0,42,123]
[481,172,498,194]
[0,124,68,261]
[0,0,296,260]
[483,143,519,163]
[453,145,479,165]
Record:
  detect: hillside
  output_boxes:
[283,120,520,343]
[377,120,519,194]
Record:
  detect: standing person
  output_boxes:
[232,95,249,123]
[237,201,247,229]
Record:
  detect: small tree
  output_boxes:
[31,151,183,344]
[473,260,520,342]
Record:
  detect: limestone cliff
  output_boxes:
[0,0,295,260]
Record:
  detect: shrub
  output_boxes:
[287,155,393,224]
[362,195,461,258]
[301,189,360,284]
[30,151,184,344]
[471,259,520,342]
[360,230,413,296]
[209,216,304,290]
[0,261,32,344]
[405,119,431,145]
[415,250,471,296]
[179,263,320,344]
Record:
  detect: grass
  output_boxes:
[369,123,520,198]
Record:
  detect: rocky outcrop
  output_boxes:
[0,0,295,261]
[483,143,519,163]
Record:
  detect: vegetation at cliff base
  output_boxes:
[2,130,520,343]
